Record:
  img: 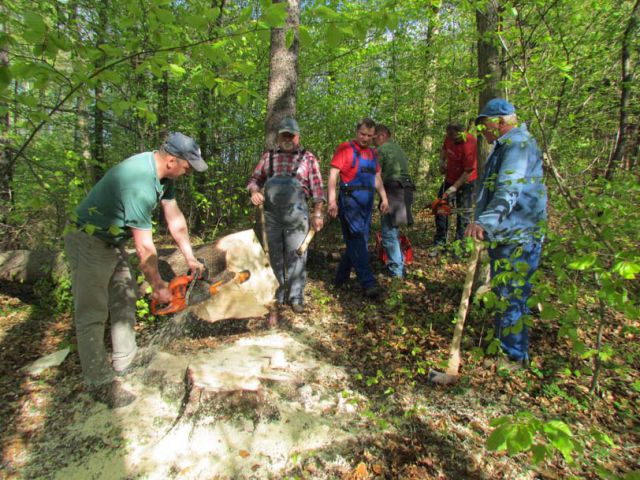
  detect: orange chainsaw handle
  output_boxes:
[150,274,193,315]
[430,197,452,216]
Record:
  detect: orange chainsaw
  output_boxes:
[430,197,453,216]
[151,265,251,315]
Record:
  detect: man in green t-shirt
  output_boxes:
[64,132,207,408]
[374,124,414,278]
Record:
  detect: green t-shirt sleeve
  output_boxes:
[122,187,155,230]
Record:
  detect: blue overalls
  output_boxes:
[263,150,309,306]
[335,142,378,290]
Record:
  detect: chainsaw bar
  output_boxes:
[187,269,251,306]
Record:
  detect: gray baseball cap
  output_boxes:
[164,132,208,172]
[277,118,300,135]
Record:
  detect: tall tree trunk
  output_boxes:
[604,0,639,180]
[74,95,94,186]
[418,7,441,180]
[69,1,94,187]
[91,2,108,181]
[476,0,503,179]
[474,0,504,294]
[0,8,15,249]
[265,0,300,149]
[0,27,13,249]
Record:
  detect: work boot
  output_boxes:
[90,378,136,409]
[114,346,158,377]
[291,303,305,314]
[363,285,381,299]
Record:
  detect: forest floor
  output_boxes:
[0,212,638,480]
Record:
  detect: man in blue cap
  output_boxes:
[466,98,548,367]
[65,132,207,408]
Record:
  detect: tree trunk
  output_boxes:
[604,0,639,180]
[474,0,504,294]
[91,3,108,181]
[0,18,13,250]
[418,7,441,180]
[476,0,503,179]
[264,0,300,150]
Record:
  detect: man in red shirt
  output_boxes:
[328,118,389,298]
[431,123,478,256]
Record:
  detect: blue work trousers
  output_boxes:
[335,215,376,289]
[489,241,542,362]
[381,214,404,277]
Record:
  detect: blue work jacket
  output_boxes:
[475,125,548,244]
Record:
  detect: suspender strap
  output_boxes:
[268,150,274,178]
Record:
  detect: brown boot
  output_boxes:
[90,378,136,409]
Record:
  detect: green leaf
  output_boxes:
[506,425,533,455]
[539,304,558,320]
[155,8,174,24]
[108,225,122,236]
[326,25,344,47]
[567,253,597,270]
[531,444,547,464]
[487,423,512,451]
[234,61,256,76]
[0,66,10,93]
[169,64,186,77]
[286,28,295,48]
[383,12,399,31]
[98,70,122,84]
[612,261,640,279]
[315,5,340,20]
[22,11,47,44]
[261,3,288,28]
[184,13,208,28]
[299,25,312,46]
[543,420,572,437]
[112,100,130,115]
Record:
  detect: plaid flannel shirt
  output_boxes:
[247,148,325,203]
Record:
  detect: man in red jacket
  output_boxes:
[431,123,477,257]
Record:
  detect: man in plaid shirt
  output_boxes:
[248,118,325,319]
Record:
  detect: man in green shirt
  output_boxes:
[374,124,414,278]
[64,132,207,408]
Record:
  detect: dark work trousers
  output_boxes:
[264,175,309,306]
[434,180,475,245]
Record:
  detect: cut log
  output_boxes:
[188,230,278,322]
[1,230,278,324]
[0,250,67,284]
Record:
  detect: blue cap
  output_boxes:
[164,132,208,172]
[475,98,516,124]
